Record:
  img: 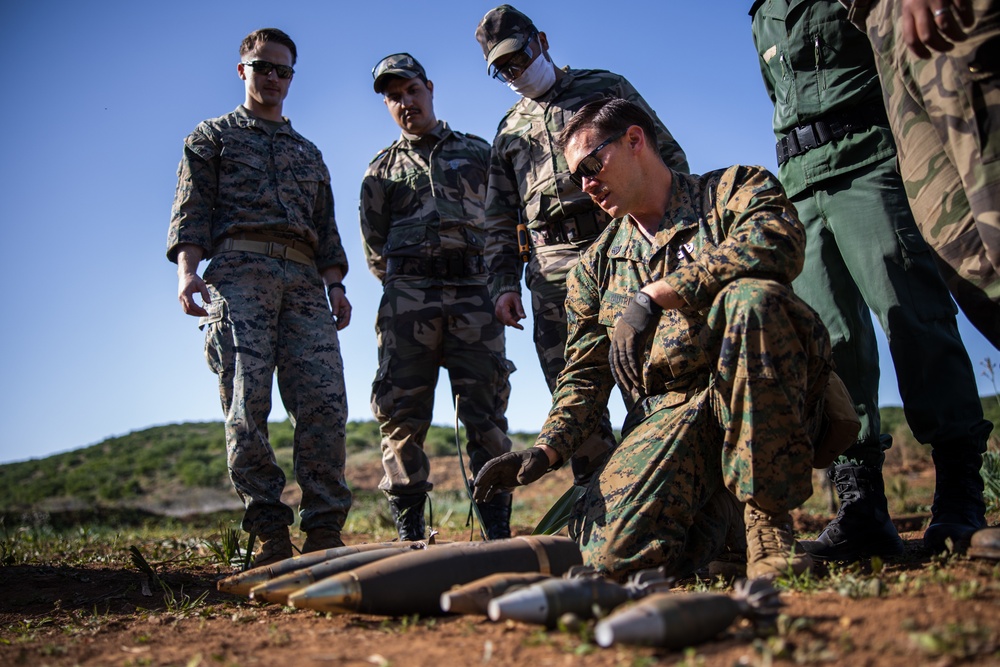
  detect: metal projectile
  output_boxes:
[216,542,417,596]
[439,572,552,615]
[593,578,782,648]
[250,545,423,604]
[486,566,672,626]
[289,535,582,616]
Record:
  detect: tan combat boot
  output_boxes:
[745,504,813,580]
[250,528,293,569]
[302,527,345,553]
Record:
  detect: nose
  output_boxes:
[581,175,600,193]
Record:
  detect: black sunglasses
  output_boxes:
[372,52,419,80]
[569,130,627,187]
[242,60,295,80]
[489,34,538,82]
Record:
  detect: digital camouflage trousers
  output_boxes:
[572,279,831,580]
[200,251,352,535]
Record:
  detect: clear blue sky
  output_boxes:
[0,0,995,465]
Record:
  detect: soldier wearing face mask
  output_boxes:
[474,5,689,488]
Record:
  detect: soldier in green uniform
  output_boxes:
[168,28,353,567]
[362,54,515,541]
[474,99,831,581]
[473,5,690,485]
[750,0,991,558]
[841,0,1000,347]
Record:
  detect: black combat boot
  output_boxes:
[924,447,986,553]
[387,492,427,542]
[800,463,904,561]
[476,490,512,540]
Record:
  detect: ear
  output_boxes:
[626,125,646,154]
[538,31,549,52]
[237,62,247,81]
[426,80,434,96]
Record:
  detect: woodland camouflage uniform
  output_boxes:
[485,67,690,482]
[536,166,831,579]
[361,120,514,501]
[168,105,352,538]
[843,0,1000,347]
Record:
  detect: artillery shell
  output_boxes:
[594,592,742,648]
[216,542,416,596]
[439,572,552,615]
[487,576,631,626]
[289,535,582,616]
[250,545,421,604]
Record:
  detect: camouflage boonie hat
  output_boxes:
[372,53,426,93]
[475,5,536,69]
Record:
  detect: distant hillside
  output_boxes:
[0,421,537,515]
[1,396,997,516]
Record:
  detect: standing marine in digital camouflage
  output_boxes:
[361,53,514,541]
[167,28,353,567]
[475,99,832,581]
[841,0,1000,347]
[474,5,690,485]
[750,0,992,560]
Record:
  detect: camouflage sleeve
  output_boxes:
[483,132,525,301]
[616,77,690,174]
[166,125,219,263]
[535,257,616,463]
[359,166,389,283]
[665,166,805,310]
[313,159,349,275]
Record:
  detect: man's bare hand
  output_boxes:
[901,0,973,58]
[178,272,211,317]
[495,292,526,329]
[329,290,352,330]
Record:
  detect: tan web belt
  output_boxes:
[213,235,315,267]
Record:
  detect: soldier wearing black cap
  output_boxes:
[474,5,689,487]
[362,53,515,541]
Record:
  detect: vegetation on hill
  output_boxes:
[2,392,998,514]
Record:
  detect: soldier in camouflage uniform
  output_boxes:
[362,54,514,541]
[168,28,353,567]
[475,99,831,581]
[750,0,992,560]
[840,0,1000,347]
[473,5,690,485]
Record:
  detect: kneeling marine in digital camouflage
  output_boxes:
[474,98,834,581]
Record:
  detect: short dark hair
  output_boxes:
[558,98,657,154]
[240,28,297,66]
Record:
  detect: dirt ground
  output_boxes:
[2,458,999,666]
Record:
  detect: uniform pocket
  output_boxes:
[370,356,395,423]
[199,298,232,377]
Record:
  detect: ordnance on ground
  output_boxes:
[486,566,673,627]
[288,535,582,616]
[250,545,425,604]
[593,578,782,649]
[216,542,419,596]
[440,572,553,615]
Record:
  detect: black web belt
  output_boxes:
[776,103,889,166]
[385,255,485,279]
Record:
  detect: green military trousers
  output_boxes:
[791,157,991,466]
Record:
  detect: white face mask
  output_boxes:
[506,51,557,99]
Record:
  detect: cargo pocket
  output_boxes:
[199,298,232,377]
[492,353,517,416]
[370,356,395,423]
